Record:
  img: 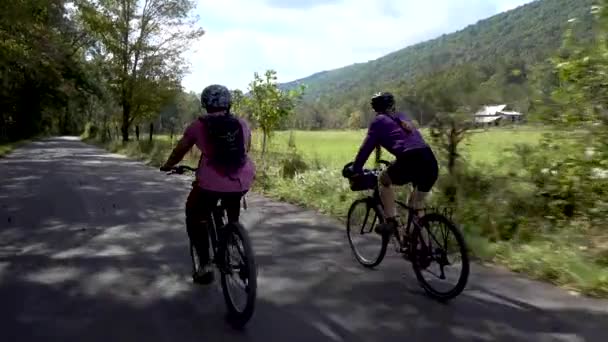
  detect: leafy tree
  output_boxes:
[347,110,363,129]
[246,70,304,156]
[429,112,474,176]
[0,0,99,141]
[76,0,204,141]
[510,2,608,222]
[231,89,247,116]
[404,65,489,203]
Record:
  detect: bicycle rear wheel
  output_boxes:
[220,222,257,328]
[411,213,469,301]
[346,198,388,268]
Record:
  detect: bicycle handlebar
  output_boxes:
[342,159,391,179]
[164,164,249,211]
[165,165,198,175]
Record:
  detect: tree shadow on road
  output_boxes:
[0,138,360,341]
[245,196,608,342]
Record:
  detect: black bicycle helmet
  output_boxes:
[201,84,232,110]
[370,92,395,113]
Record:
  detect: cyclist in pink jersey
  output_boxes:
[161,84,255,284]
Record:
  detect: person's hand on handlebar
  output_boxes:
[345,164,363,178]
[160,164,173,172]
[163,165,198,175]
[346,165,358,175]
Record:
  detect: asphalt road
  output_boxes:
[1,137,607,342]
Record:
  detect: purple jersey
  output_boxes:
[352,112,428,172]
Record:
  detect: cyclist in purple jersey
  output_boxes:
[350,92,439,235]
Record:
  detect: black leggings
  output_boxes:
[387,147,438,192]
[185,185,246,265]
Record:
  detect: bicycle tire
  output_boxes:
[411,213,470,301]
[189,243,199,276]
[220,222,257,328]
[346,198,389,268]
[189,219,213,284]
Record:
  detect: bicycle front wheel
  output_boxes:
[411,213,470,301]
[346,198,388,268]
[220,222,257,328]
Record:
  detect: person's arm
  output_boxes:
[160,123,197,171]
[352,119,380,173]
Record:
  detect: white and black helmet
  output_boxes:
[370,92,395,113]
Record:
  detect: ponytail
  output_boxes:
[374,145,382,165]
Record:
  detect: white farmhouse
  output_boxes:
[474,104,523,126]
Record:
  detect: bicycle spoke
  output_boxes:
[420,221,454,266]
[411,213,470,301]
[232,235,246,260]
[359,208,371,235]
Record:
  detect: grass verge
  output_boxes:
[0,139,32,158]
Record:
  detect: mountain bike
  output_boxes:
[342,160,469,301]
[167,165,257,328]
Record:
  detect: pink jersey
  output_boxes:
[182,115,256,192]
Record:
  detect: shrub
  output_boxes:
[281,150,309,179]
[81,122,99,140]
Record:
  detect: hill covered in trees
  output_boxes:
[283,0,596,129]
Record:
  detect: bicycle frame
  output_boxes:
[207,203,228,265]
[365,184,425,251]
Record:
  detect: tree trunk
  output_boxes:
[149,122,154,142]
[61,106,69,135]
[448,130,457,175]
[121,103,130,142]
[135,125,140,140]
[262,131,268,157]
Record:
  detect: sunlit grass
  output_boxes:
[247,126,548,169]
[154,125,549,169]
[153,126,548,169]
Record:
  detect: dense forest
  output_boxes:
[0,0,204,143]
[282,0,596,129]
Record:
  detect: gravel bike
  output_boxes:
[167,165,257,327]
[342,160,469,301]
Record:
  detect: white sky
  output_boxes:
[181,0,534,92]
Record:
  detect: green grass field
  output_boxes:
[157,125,550,169]
[250,126,549,169]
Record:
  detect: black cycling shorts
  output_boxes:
[386,147,438,192]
